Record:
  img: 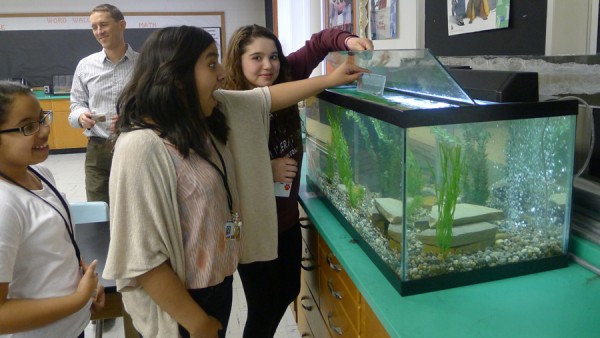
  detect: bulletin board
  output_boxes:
[424,0,546,57]
[0,12,225,86]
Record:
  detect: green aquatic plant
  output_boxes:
[328,108,364,209]
[325,142,335,183]
[347,112,405,198]
[325,108,344,183]
[462,124,490,205]
[431,139,464,254]
[430,126,465,255]
[348,184,366,209]
[406,147,424,206]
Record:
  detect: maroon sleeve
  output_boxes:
[286,28,357,80]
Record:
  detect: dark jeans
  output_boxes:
[178,275,233,338]
[85,137,113,204]
[237,224,302,338]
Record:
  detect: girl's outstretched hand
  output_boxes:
[326,60,370,88]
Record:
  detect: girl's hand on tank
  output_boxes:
[327,60,369,88]
[271,157,297,183]
[346,36,374,51]
[77,259,99,301]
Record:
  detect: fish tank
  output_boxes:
[305,49,578,295]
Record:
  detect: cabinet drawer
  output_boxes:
[302,239,319,302]
[51,110,88,149]
[319,265,360,336]
[51,99,71,112]
[297,302,314,338]
[300,205,318,256]
[360,299,390,338]
[39,100,53,110]
[318,237,359,303]
[319,273,359,338]
[38,100,56,149]
[299,279,331,338]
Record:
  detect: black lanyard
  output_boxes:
[0,166,81,266]
[204,138,233,214]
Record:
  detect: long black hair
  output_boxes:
[116,26,228,158]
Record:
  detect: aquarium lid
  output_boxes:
[326,49,475,106]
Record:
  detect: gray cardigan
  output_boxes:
[104,129,183,337]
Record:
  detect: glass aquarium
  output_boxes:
[305,50,578,295]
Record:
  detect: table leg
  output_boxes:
[121,305,138,338]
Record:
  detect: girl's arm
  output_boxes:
[136,262,222,338]
[287,28,373,80]
[0,260,98,334]
[269,60,367,112]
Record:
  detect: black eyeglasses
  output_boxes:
[0,110,53,136]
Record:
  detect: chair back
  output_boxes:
[69,201,109,224]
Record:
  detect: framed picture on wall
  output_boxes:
[325,0,356,34]
[370,0,397,40]
[448,0,510,36]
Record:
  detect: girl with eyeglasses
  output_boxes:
[0,81,103,337]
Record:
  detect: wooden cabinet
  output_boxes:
[361,301,390,338]
[297,206,390,338]
[39,98,87,151]
[39,100,56,150]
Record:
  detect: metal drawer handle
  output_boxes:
[301,333,311,337]
[301,257,316,271]
[300,296,313,311]
[326,253,342,272]
[299,217,313,229]
[327,279,342,299]
[327,312,343,335]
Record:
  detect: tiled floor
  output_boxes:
[42,152,301,338]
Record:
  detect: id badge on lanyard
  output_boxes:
[225,211,242,241]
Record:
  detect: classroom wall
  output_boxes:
[0,0,266,44]
[546,0,598,55]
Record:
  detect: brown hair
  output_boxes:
[223,24,292,90]
[91,3,125,21]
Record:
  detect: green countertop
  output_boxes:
[299,182,600,338]
[33,90,69,100]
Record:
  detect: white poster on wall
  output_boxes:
[370,0,397,40]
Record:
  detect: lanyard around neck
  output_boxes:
[0,167,81,266]
[203,138,233,213]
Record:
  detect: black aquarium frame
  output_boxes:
[308,89,577,296]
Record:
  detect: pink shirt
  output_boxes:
[165,140,241,288]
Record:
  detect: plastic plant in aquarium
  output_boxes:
[433,141,464,254]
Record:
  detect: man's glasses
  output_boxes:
[0,110,53,136]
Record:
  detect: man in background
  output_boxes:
[69,3,138,203]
